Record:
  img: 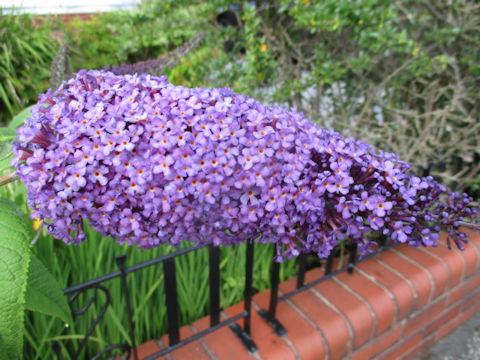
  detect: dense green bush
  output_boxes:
[0,11,60,124]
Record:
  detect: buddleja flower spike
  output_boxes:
[12,70,479,259]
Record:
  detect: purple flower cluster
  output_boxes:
[12,70,479,259]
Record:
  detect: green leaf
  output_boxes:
[0,127,16,142]
[0,198,32,360]
[8,105,35,130]
[0,83,14,116]
[0,141,13,173]
[24,254,71,324]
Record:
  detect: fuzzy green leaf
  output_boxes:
[8,105,35,130]
[0,127,16,143]
[25,254,71,323]
[0,198,31,360]
[24,254,71,324]
[0,141,13,173]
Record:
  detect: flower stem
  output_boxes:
[457,221,480,232]
[0,173,20,187]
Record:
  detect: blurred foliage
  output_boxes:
[168,0,479,196]
[65,1,210,71]
[0,11,60,125]
[0,2,210,124]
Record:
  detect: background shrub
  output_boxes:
[0,11,60,125]
[65,0,210,71]
[173,0,480,195]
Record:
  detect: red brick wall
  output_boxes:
[133,228,480,360]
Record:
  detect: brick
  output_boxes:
[448,275,480,307]
[397,245,449,298]
[351,325,404,360]
[192,316,256,360]
[377,250,432,309]
[303,267,327,283]
[253,290,326,360]
[336,270,396,336]
[315,276,374,348]
[376,332,423,360]
[404,298,447,337]
[440,228,480,279]
[437,242,466,279]
[455,307,480,331]
[159,326,211,360]
[358,259,415,321]
[129,340,163,360]
[279,274,350,360]
[419,244,464,289]
[434,308,477,342]
[425,303,462,336]
[223,301,296,360]
[462,287,480,313]
[456,243,478,279]
[463,227,480,251]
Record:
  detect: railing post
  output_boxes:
[164,257,180,346]
[379,234,388,249]
[325,250,335,275]
[347,243,358,274]
[209,244,221,327]
[229,239,258,353]
[258,243,287,335]
[296,252,307,289]
[116,254,138,360]
[267,255,280,323]
[244,238,254,334]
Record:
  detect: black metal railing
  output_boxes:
[259,239,392,336]
[54,238,392,359]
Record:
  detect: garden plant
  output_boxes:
[10,70,479,256]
